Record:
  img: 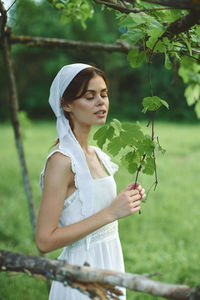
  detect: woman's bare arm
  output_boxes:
[36,152,143,254]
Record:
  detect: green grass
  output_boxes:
[0,121,200,300]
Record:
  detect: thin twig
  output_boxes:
[7,0,17,12]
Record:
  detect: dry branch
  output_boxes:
[0,0,7,39]
[1,35,36,237]
[1,250,200,300]
[0,0,36,237]
[8,33,132,53]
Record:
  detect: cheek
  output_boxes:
[73,100,93,113]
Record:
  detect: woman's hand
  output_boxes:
[107,182,146,221]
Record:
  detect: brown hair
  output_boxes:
[54,66,109,146]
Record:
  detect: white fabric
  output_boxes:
[48,63,97,249]
[40,146,126,300]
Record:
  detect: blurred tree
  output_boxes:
[0,0,197,121]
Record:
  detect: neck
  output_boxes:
[72,123,92,153]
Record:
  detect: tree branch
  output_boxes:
[8,33,132,53]
[164,11,200,38]
[93,0,200,12]
[0,0,7,40]
[0,35,36,237]
[1,250,199,300]
[141,0,200,10]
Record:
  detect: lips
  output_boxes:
[95,110,106,115]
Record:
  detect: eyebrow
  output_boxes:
[86,88,108,93]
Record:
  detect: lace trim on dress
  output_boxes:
[64,221,118,251]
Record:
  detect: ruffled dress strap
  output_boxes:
[39,146,77,192]
[92,146,119,176]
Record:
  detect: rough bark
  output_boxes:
[0,36,36,237]
[164,11,200,38]
[8,33,132,53]
[1,250,200,300]
[0,0,7,40]
[93,0,200,11]
[141,0,200,10]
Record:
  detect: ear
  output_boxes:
[61,97,72,112]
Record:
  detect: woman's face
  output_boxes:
[63,75,109,127]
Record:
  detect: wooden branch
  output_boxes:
[0,0,7,40]
[94,0,200,11]
[6,30,200,58]
[93,0,140,13]
[141,0,200,10]
[0,34,36,237]
[164,11,200,38]
[1,250,200,300]
[8,33,132,53]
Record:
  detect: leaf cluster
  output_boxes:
[178,55,200,118]
[94,119,165,176]
[50,0,94,29]
[116,3,200,118]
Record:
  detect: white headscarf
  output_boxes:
[49,63,95,250]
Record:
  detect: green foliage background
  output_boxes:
[0,0,198,122]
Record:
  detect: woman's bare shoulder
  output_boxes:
[46,151,72,175]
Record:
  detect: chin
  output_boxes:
[95,118,107,125]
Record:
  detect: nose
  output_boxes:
[96,94,104,105]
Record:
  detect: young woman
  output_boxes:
[36,63,146,300]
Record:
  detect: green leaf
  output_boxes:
[107,126,115,141]
[165,53,172,70]
[128,162,138,174]
[184,84,200,106]
[159,99,169,109]
[110,118,122,134]
[142,157,155,175]
[120,151,140,173]
[127,49,145,68]
[195,101,200,119]
[182,34,192,56]
[55,3,65,9]
[142,96,169,113]
[122,122,144,140]
[155,40,166,53]
[137,135,155,156]
[93,125,108,148]
[107,136,122,156]
[146,28,164,50]
[122,29,145,44]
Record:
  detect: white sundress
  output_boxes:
[40,146,126,300]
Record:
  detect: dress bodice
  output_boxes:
[59,175,117,227]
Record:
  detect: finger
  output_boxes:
[131,200,141,208]
[127,189,140,197]
[131,205,141,213]
[141,193,146,199]
[139,188,145,195]
[131,193,142,202]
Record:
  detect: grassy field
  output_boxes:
[0,120,200,300]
